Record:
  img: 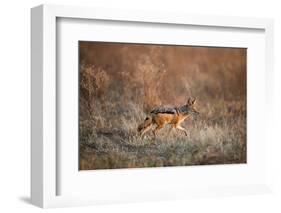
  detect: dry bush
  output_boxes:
[80,64,110,118]
[135,55,167,111]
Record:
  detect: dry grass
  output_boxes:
[79,42,247,170]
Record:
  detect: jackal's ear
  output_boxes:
[187,97,192,105]
[191,98,196,105]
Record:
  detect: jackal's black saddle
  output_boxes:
[151,106,178,114]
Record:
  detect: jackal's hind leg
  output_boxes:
[140,125,152,138]
[153,125,164,139]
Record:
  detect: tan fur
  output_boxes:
[138,97,199,138]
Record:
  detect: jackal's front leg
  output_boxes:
[167,126,174,137]
[176,125,188,136]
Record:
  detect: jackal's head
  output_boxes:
[181,97,199,116]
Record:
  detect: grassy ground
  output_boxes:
[79,100,246,170]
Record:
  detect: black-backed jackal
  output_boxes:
[137,97,199,138]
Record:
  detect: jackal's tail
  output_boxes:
[137,116,152,133]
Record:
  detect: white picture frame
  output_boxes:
[31,4,274,208]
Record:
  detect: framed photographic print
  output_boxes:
[31,4,274,208]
